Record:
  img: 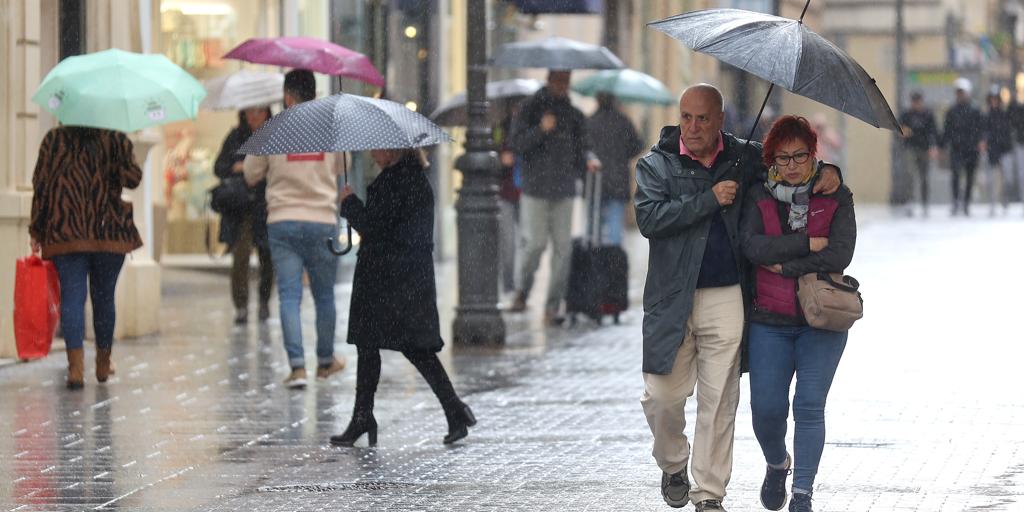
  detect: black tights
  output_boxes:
[353,346,461,420]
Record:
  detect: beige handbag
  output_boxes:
[797,272,864,332]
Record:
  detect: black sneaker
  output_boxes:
[760,458,792,510]
[659,469,689,508]
[789,493,812,512]
[695,499,726,511]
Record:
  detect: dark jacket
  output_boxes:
[340,155,443,353]
[214,126,268,248]
[740,181,856,327]
[1008,102,1024,144]
[510,87,594,199]
[941,101,984,157]
[30,127,143,259]
[587,106,646,201]
[634,126,763,375]
[984,106,1014,163]
[899,108,939,151]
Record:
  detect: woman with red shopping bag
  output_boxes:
[29,126,143,389]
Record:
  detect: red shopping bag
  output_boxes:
[13,255,60,360]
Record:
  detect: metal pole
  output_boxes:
[891,0,906,208]
[453,0,506,345]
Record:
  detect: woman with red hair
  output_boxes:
[739,115,856,512]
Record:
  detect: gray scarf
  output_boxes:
[766,180,813,231]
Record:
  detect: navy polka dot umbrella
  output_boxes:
[238,93,453,155]
[238,93,453,256]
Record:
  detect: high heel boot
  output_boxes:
[66,348,84,390]
[443,401,477,444]
[96,348,113,383]
[330,413,378,447]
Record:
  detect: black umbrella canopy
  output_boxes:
[648,8,900,131]
[492,37,624,70]
[430,78,542,126]
[239,93,453,155]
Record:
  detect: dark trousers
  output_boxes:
[353,346,461,420]
[51,252,126,350]
[230,216,273,310]
[907,147,930,208]
[950,151,978,213]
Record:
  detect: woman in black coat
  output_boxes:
[330,149,476,447]
[213,107,273,324]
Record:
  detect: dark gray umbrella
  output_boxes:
[430,78,542,126]
[492,37,624,70]
[238,93,452,256]
[648,6,900,132]
[239,93,453,155]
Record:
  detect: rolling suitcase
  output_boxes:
[565,171,629,325]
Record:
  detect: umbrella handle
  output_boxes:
[326,224,353,256]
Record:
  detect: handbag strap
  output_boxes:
[817,272,859,293]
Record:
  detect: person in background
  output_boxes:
[214,107,274,324]
[983,90,1014,216]
[940,77,985,216]
[898,91,940,216]
[496,111,521,295]
[29,126,143,389]
[330,148,476,447]
[1007,96,1024,216]
[586,92,646,246]
[740,116,856,512]
[244,69,346,389]
[508,69,601,325]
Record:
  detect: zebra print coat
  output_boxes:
[30,127,143,259]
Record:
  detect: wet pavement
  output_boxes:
[1,206,1023,511]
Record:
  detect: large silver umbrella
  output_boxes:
[649,5,900,134]
[492,37,624,70]
[201,70,283,111]
[430,78,542,126]
[238,93,452,255]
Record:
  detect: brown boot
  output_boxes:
[66,348,84,390]
[96,348,113,383]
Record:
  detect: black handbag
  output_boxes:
[210,175,253,214]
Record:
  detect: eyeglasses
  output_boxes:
[773,152,811,166]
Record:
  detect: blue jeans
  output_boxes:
[267,221,338,369]
[600,199,626,246]
[51,253,126,351]
[748,322,847,494]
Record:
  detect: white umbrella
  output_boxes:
[201,70,283,111]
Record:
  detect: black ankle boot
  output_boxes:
[330,413,378,447]
[443,402,476,444]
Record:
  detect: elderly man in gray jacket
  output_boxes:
[635,84,839,511]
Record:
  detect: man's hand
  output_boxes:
[500,150,515,168]
[340,184,354,203]
[540,113,557,133]
[979,140,988,154]
[928,147,939,160]
[586,158,601,173]
[809,237,829,253]
[762,264,783,274]
[712,180,738,206]
[232,161,244,173]
[813,164,841,195]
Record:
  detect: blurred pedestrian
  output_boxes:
[940,77,984,216]
[496,111,521,294]
[635,84,841,512]
[983,91,1013,216]
[508,69,601,325]
[899,91,940,216]
[243,69,346,389]
[1008,98,1024,214]
[29,126,143,389]
[586,92,646,246]
[330,148,476,447]
[740,116,856,512]
[214,107,274,324]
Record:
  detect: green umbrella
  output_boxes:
[32,48,206,132]
[571,69,675,106]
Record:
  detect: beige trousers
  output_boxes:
[641,284,744,504]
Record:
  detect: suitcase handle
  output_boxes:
[584,170,602,248]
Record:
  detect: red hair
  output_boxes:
[761,115,818,169]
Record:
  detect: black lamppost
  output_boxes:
[453,0,506,345]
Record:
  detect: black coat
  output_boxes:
[339,156,443,353]
[984,106,1014,163]
[510,87,593,199]
[214,126,268,248]
[587,106,646,201]
[941,102,984,158]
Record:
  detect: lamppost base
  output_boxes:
[453,309,506,345]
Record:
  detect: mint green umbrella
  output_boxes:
[32,49,206,132]
[571,69,675,106]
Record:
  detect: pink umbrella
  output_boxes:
[223,36,385,88]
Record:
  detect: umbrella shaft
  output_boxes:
[746,82,775,144]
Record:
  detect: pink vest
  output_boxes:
[754,197,839,317]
